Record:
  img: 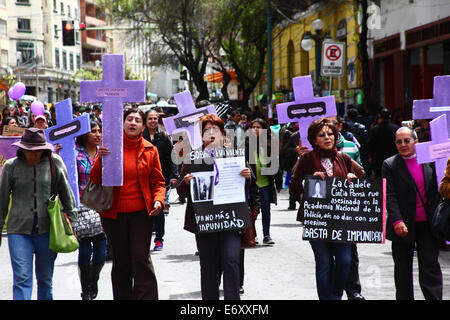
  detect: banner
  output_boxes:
[189,147,250,233]
[302,175,386,243]
[0,136,20,175]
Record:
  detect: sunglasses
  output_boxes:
[395,138,412,145]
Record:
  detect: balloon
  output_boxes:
[30,101,45,116]
[13,82,26,100]
[8,87,16,100]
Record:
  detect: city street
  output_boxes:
[0,188,449,302]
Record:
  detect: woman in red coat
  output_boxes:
[89,108,166,300]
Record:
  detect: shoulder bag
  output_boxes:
[431,199,450,241]
[48,154,79,253]
[80,179,113,212]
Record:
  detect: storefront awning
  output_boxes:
[204,70,237,83]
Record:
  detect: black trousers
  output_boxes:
[391,222,442,300]
[101,212,158,300]
[196,231,241,300]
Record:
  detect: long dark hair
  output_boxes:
[75,120,102,147]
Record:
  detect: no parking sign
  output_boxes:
[321,40,345,77]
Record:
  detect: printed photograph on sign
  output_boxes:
[308,179,326,199]
[190,171,214,203]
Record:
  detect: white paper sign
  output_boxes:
[213,156,246,205]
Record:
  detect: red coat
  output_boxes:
[90,136,166,219]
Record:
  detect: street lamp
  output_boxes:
[301,18,330,90]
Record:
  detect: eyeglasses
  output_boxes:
[317,131,334,138]
[395,138,412,145]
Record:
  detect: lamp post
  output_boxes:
[301,18,330,92]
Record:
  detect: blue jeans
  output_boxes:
[309,241,351,300]
[258,186,271,238]
[8,233,57,300]
[78,235,107,267]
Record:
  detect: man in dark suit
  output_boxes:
[369,108,400,177]
[382,127,442,300]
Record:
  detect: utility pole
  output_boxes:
[267,0,272,118]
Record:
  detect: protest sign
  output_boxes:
[276,76,337,149]
[302,175,386,243]
[80,54,146,186]
[188,147,250,233]
[0,137,20,175]
[2,125,25,136]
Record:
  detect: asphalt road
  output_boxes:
[0,188,449,302]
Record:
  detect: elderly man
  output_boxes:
[382,127,442,300]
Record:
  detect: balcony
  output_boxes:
[85,15,105,27]
[84,36,106,50]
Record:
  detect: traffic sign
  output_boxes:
[321,40,345,77]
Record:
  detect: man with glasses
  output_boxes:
[382,127,442,300]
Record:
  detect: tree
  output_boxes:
[213,0,310,111]
[99,0,214,102]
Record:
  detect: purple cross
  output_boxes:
[80,54,146,186]
[162,91,216,149]
[44,98,91,206]
[276,76,337,149]
[415,114,450,186]
[413,76,450,137]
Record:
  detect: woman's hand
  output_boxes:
[183,173,194,185]
[97,146,110,158]
[240,168,251,179]
[313,171,326,180]
[347,172,357,183]
[149,201,162,216]
[394,222,408,238]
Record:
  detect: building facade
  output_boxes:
[252,0,363,113]
[369,0,450,118]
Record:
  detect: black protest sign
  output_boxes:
[302,175,386,243]
[188,147,250,233]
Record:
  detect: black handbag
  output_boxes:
[431,199,450,241]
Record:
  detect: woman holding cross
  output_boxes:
[90,108,166,300]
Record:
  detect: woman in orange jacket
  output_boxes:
[89,108,166,300]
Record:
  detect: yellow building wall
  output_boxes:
[270,1,362,101]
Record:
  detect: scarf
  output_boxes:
[310,147,349,178]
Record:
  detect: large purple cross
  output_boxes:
[162,91,216,149]
[415,114,450,186]
[80,54,146,186]
[44,98,91,206]
[413,76,450,137]
[276,76,337,149]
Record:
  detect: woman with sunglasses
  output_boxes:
[290,118,356,300]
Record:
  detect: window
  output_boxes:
[62,50,67,69]
[75,31,79,43]
[53,0,57,12]
[16,0,30,4]
[69,52,74,71]
[60,2,64,15]
[17,18,31,32]
[54,24,58,38]
[172,79,179,94]
[76,53,81,70]
[1,50,8,68]
[0,19,6,38]
[17,42,34,65]
[55,48,60,69]
[67,5,71,17]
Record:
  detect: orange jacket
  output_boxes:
[90,135,166,219]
